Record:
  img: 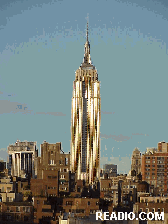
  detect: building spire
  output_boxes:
[83,22,91,64]
[86,21,88,42]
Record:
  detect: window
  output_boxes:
[7,187,11,192]
[65,158,68,166]
[24,216,29,221]
[88,201,90,205]
[50,160,54,165]
[16,206,20,212]
[26,207,30,213]
[66,201,73,205]
[51,151,53,155]
[60,175,65,179]
[16,215,20,220]
[7,215,11,220]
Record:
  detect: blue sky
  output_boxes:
[0,0,168,174]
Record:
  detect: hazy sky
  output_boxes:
[0,0,168,174]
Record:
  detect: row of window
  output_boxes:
[145,175,166,179]
[48,176,57,179]
[145,157,165,160]
[48,186,56,189]
[7,206,30,213]
[145,172,166,175]
[66,201,99,206]
[146,161,166,164]
[123,185,135,189]
[49,158,68,166]
[60,187,68,191]
[140,208,164,213]
[145,165,165,167]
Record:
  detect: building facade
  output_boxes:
[131,148,141,176]
[141,142,168,195]
[31,141,71,197]
[7,140,38,178]
[70,23,101,184]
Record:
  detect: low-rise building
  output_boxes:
[0,201,33,223]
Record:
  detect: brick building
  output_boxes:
[31,141,71,196]
[0,201,33,223]
[142,142,168,195]
[62,198,100,216]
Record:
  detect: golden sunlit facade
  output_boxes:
[71,23,101,184]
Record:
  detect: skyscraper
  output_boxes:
[70,23,101,184]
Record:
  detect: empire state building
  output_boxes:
[70,23,101,184]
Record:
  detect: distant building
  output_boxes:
[141,141,168,195]
[131,148,141,176]
[7,140,38,178]
[0,160,6,171]
[103,164,117,177]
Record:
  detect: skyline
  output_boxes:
[0,0,168,174]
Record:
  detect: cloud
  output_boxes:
[132,133,149,136]
[132,133,144,135]
[100,133,130,142]
[0,91,16,97]
[101,111,115,114]
[36,112,66,116]
[0,100,33,114]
